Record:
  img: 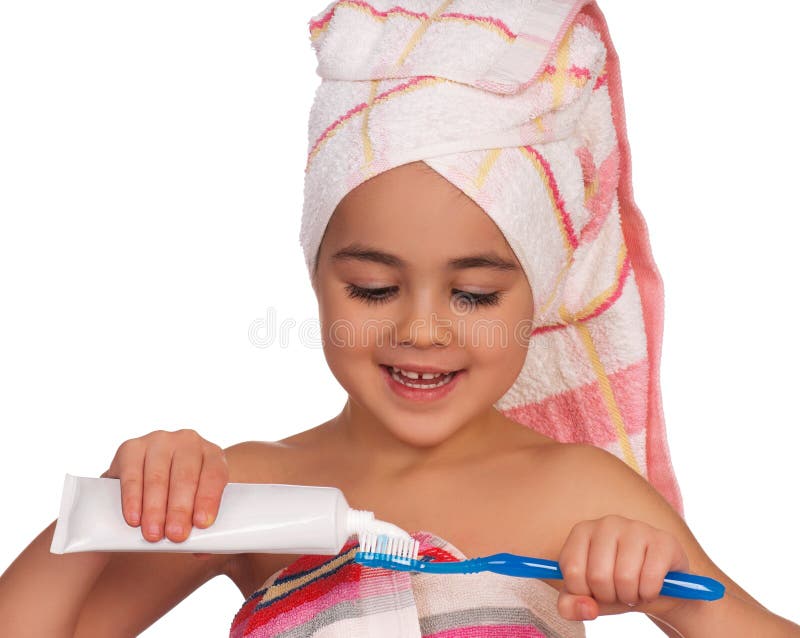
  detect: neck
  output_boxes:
[329,398,511,480]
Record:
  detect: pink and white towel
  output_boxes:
[299,0,684,516]
[230,530,586,637]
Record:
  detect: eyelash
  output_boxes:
[345,285,502,308]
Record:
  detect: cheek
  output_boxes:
[319,304,387,380]
[318,329,367,401]
[465,319,529,366]
[460,292,532,350]
[457,297,532,378]
[318,285,397,355]
[318,320,392,413]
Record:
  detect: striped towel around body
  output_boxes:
[229,531,585,638]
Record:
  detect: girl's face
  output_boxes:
[312,161,534,450]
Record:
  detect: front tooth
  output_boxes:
[392,367,449,380]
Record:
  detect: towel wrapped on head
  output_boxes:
[299,0,683,517]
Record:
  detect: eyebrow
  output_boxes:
[331,242,520,272]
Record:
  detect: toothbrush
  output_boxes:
[355,532,725,602]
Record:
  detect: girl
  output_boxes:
[1,1,798,637]
[4,161,797,636]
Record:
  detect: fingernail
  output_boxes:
[578,602,593,620]
[128,511,140,525]
[166,523,184,537]
[206,512,216,527]
[146,523,161,537]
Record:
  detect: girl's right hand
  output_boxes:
[99,429,229,549]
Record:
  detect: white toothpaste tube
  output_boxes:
[50,474,410,555]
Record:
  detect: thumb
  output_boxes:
[558,589,643,621]
[557,590,600,621]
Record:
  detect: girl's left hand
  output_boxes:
[556,514,691,622]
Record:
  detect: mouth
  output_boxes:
[379,364,465,398]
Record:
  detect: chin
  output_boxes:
[380,413,464,448]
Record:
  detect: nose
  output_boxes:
[394,291,454,349]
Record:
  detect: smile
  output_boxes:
[389,367,456,388]
[379,365,465,402]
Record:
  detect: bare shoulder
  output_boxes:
[222,421,335,484]
[541,443,680,522]
[533,442,694,554]
[222,440,294,484]
[531,443,763,610]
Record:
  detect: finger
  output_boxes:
[585,523,619,605]
[557,589,600,622]
[192,446,229,528]
[557,522,595,621]
[614,530,648,606]
[561,593,647,620]
[559,522,593,596]
[116,439,147,527]
[639,532,685,604]
[164,448,203,542]
[141,442,174,542]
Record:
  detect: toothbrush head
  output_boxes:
[355,532,421,571]
[354,532,469,574]
[357,531,419,559]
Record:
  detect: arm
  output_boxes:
[0,520,113,636]
[0,438,254,637]
[72,545,231,636]
[0,519,230,638]
[546,444,800,636]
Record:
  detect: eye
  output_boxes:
[344,285,502,308]
[345,284,398,305]
[453,290,502,307]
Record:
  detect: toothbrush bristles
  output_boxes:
[358,532,419,559]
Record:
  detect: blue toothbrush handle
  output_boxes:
[475,553,724,601]
[355,551,724,602]
[659,571,725,601]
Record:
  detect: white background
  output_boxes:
[1,1,798,635]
